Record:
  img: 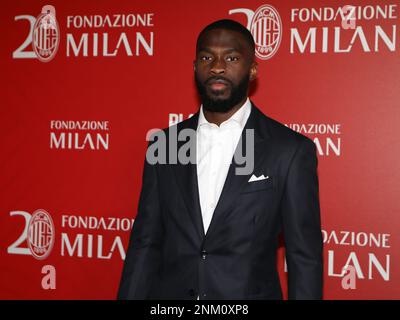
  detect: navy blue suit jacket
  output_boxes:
[118,103,323,300]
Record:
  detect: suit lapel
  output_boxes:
[170,113,206,241]
[204,104,270,238]
[170,103,270,242]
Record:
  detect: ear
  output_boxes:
[249,60,258,81]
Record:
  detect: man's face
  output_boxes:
[194,28,257,113]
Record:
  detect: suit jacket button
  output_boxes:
[201,250,207,260]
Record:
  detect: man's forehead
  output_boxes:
[197,28,249,52]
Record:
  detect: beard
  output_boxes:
[195,73,250,113]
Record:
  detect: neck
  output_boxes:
[203,97,248,127]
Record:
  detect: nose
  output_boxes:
[210,57,226,75]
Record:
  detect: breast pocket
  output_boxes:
[240,177,274,194]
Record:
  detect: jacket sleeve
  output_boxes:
[281,137,323,300]
[117,150,164,299]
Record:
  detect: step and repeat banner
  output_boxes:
[1,0,399,299]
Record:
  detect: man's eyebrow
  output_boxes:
[197,47,241,54]
[223,48,241,54]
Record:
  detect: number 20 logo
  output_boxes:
[13,5,60,62]
[7,210,55,260]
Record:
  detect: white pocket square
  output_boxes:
[248,174,269,182]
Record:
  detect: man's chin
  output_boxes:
[202,98,235,113]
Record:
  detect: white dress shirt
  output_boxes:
[196,98,251,235]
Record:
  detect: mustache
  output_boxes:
[205,76,233,86]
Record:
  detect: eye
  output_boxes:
[199,55,212,61]
[226,56,239,62]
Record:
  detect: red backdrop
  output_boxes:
[1,0,399,299]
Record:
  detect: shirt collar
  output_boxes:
[197,98,251,131]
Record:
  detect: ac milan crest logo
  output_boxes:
[229,4,282,60]
[27,209,55,260]
[32,5,60,62]
[250,5,282,60]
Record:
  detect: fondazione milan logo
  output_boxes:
[32,5,60,62]
[229,4,282,60]
[27,209,55,260]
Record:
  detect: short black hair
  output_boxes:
[196,19,255,54]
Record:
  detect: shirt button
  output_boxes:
[210,203,215,209]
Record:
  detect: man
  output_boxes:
[118,19,323,300]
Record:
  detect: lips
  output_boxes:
[206,78,230,91]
